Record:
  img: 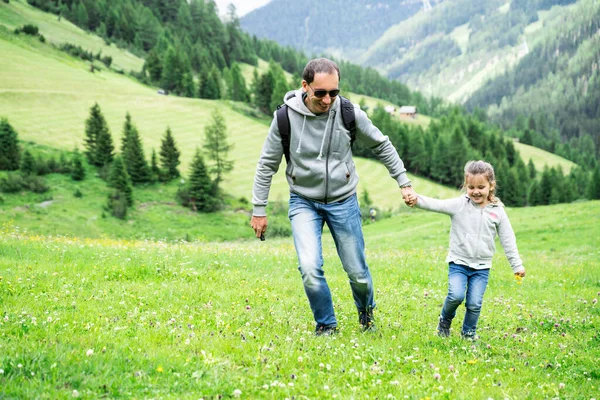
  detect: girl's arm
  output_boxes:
[415,194,464,216]
[497,209,525,274]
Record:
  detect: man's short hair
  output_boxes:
[302,58,340,84]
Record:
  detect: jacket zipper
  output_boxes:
[476,206,483,259]
[323,110,337,204]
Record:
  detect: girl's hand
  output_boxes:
[515,269,526,278]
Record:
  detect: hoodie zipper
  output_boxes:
[323,110,337,204]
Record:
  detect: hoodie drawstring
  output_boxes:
[295,116,307,154]
[316,112,333,161]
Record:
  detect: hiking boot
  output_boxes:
[359,309,376,332]
[437,317,452,337]
[315,325,338,336]
[461,330,477,341]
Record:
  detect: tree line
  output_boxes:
[357,106,600,207]
[25,0,441,116]
[0,103,234,219]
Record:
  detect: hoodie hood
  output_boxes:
[283,89,340,117]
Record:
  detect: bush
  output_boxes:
[106,190,128,219]
[107,190,128,219]
[73,188,83,198]
[24,175,50,193]
[0,173,49,193]
[0,173,25,193]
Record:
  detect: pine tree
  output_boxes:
[84,103,112,166]
[527,158,536,179]
[186,149,216,212]
[20,150,36,176]
[144,49,163,83]
[121,113,151,185]
[95,123,114,167]
[203,109,233,187]
[150,149,161,181]
[107,156,133,206]
[587,165,600,200]
[71,149,86,181]
[269,73,290,113]
[229,62,249,102]
[198,65,221,99]
[159,127,181,180]
[0,118,20,171]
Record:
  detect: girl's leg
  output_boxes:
[462,268,490,338]
[439,263,468,335]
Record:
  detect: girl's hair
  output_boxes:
[463,160,498,203]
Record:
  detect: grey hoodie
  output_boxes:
[252,89,411,215]
[416,194,524,273]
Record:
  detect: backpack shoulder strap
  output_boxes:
[339,96,356,147]
[276,103,291,164]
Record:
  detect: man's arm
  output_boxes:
[251,116,284,237]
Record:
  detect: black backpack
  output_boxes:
[276,95,356,164]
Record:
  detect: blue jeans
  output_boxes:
[441,262,490,336]
[288,193,374,329]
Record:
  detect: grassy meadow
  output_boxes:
[1,4,598,397]
[1,201,599,398]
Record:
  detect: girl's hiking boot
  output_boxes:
[359,309,376,332]
[437,317,452,337]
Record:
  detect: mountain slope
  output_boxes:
[241,0,429,60]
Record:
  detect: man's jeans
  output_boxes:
[288,193,374,329]
[441,262,490,336]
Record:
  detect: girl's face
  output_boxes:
[465,173,494,207]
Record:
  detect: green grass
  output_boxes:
[0,0,144,72]
[1,201,598,398]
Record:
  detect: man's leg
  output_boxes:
[325,194,375,329]
[289,194,336,330]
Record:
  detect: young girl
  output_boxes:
[414,160,526,339]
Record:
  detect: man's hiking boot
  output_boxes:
[437,316,452,337]
[315,325,338,336]
[359,309,376,332]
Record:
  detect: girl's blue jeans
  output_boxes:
[441,262,490,337]
[288,193,375,329]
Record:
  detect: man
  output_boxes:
[251,58,416,335]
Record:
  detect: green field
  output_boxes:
[513,141,576,174]
[1,201,598,398]
[0,0,144,72]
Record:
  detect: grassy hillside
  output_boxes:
[0,16,459,213]
[513,141,576,174]
[0,0,144,72]
[1,201,598,397]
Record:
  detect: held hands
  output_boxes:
[251,215,267,240]
[401,186,418,207]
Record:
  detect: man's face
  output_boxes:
[302,72,339,114]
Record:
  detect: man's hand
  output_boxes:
[251,215,268,239]
[401,186,417,207]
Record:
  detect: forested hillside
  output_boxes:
[466,0,600,160]
[240,0,431,60]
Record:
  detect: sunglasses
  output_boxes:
[309,85,340,98]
